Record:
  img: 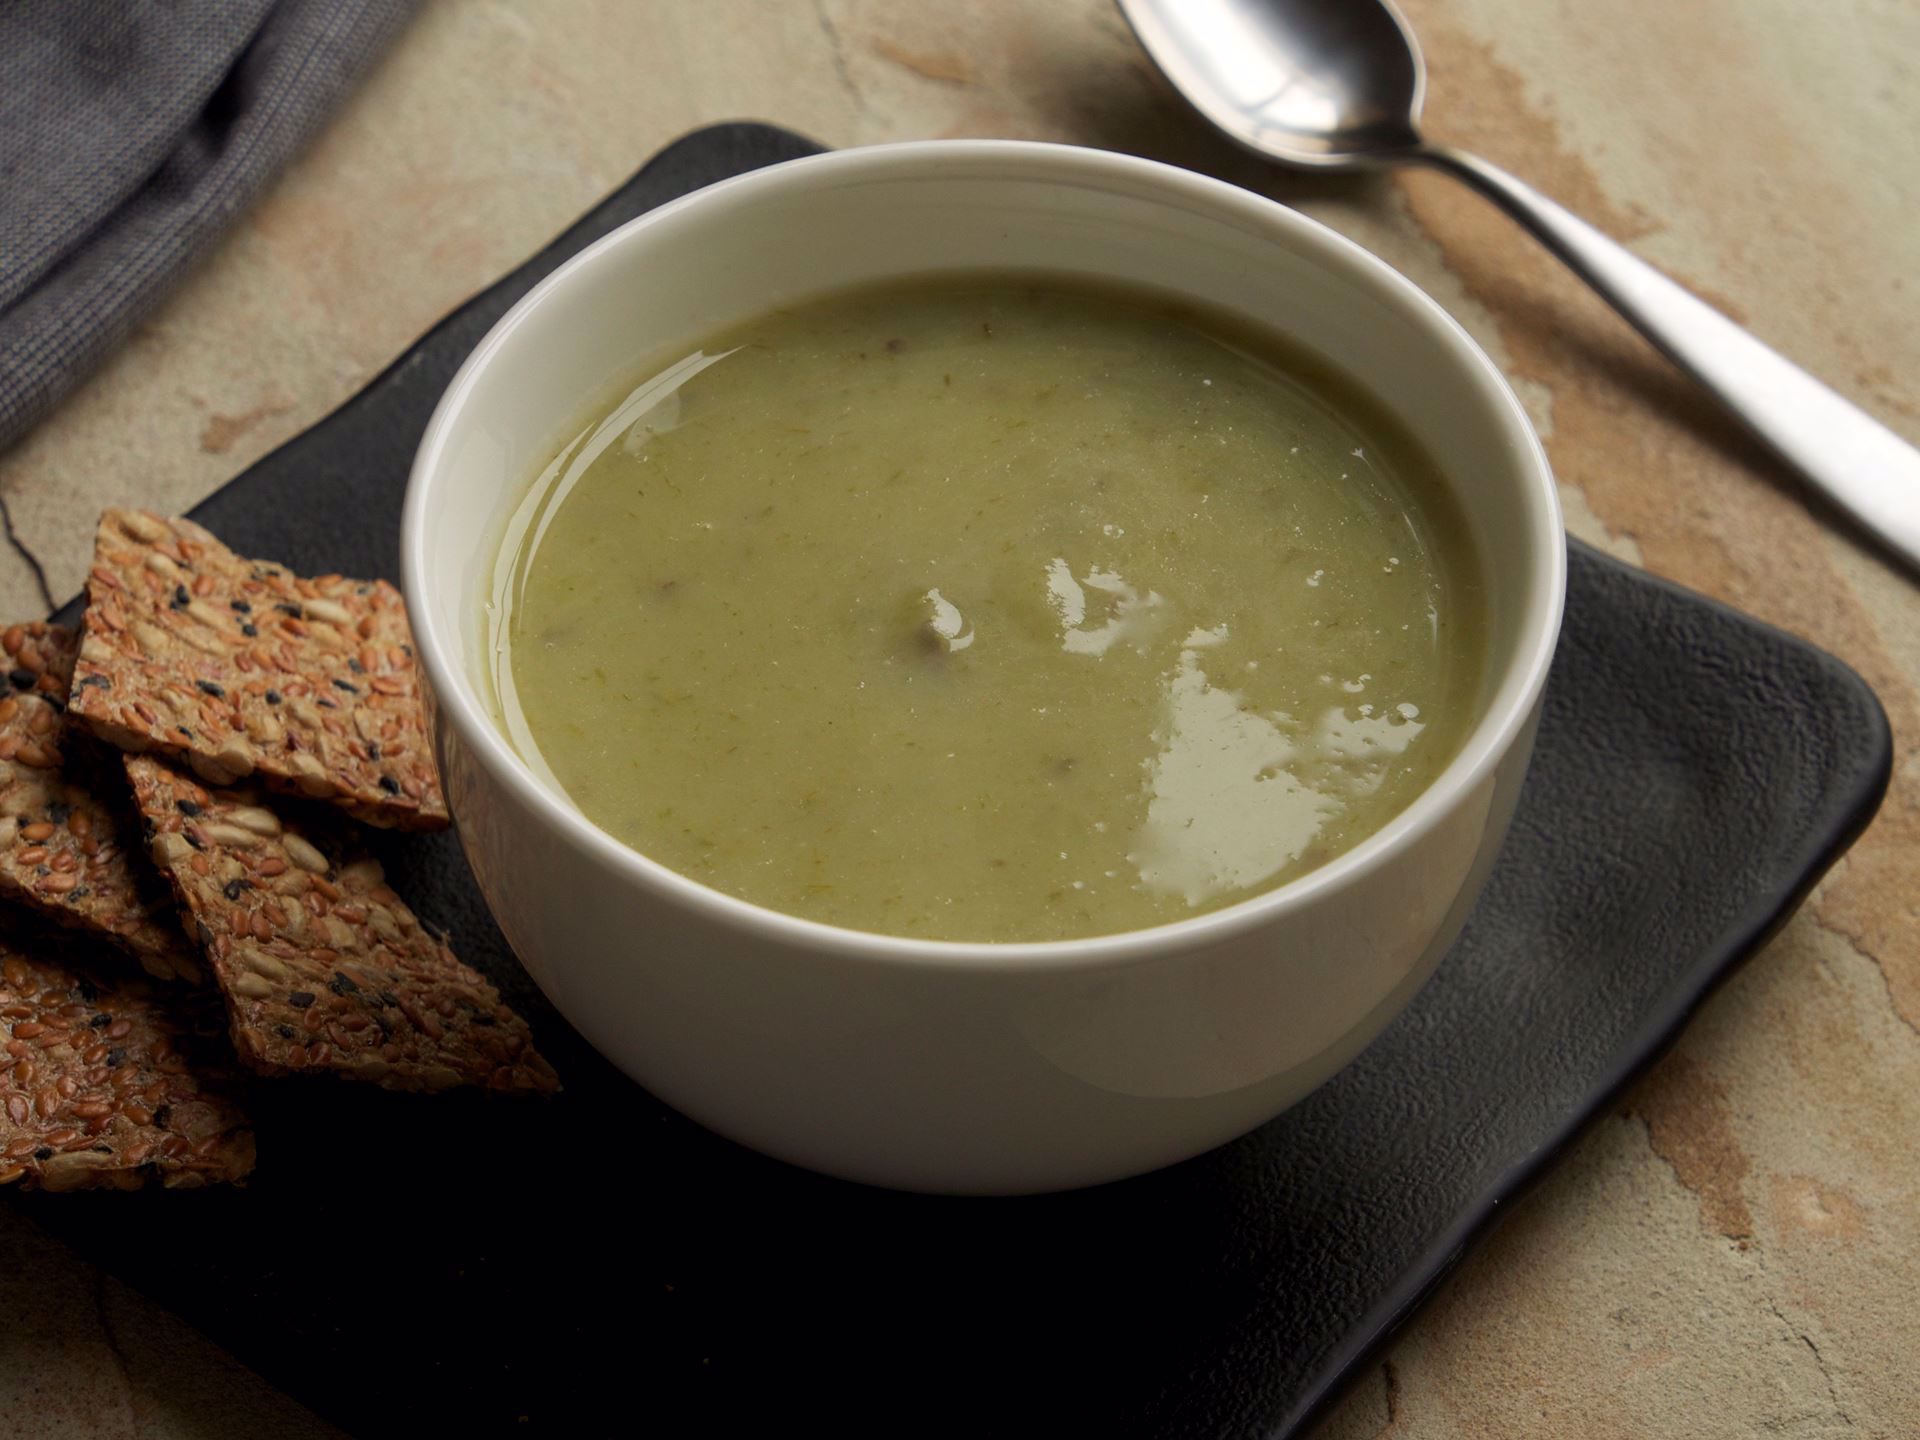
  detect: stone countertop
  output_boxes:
[1,1,1915,1435]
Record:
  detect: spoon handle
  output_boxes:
[1416,144,1920,574]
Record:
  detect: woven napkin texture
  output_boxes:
[0,0,419,452]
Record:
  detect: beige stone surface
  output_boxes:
[0,1219,343,1439]
[1,0,1914,1435]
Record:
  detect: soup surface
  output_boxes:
[493,279,1483,941]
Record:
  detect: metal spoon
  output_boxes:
[1117,0,1920,573]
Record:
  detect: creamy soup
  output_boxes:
[491,279,1484,942]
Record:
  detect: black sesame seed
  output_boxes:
[151,1104,172,1129]
[366,742,381,760]
[316,697,336,709]
[347,657,365,674]
[328,972,360,995]
[171,584,191,610]
[377,775,400,795]
[288,991,315,1008]
[105,1047,125,1068]
[195,680,225,698]
[77,673,111,690]
[331,678,359,694]
[241,623,258,637]
[7,669,33,690]
[222,877,252,900]
[275,602,302,618]
[176,726,194,739]
[177,799,201,816]
[182,829,203,850]
[276,1024,295,1039]
[32,1146,52,1161]
[230,599,252,613]
[265,689,282,705]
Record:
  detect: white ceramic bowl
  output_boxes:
[402,141,1564,1195]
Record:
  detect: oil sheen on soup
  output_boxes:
[492,279,1484,942]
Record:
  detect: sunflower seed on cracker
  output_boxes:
[0,622,201,983]
[126,755,557,1095]
[69,510,447,831]
[0,926,254,1191]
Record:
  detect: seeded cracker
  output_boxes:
[0,927,254,1190]
[0,622,201,982]
[70,510,447,831]
[126,755,558,1094]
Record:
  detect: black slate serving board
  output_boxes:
[16,124,1891,1439]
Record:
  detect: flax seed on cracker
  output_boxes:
[0,621,201,983]
[0,924,253,1191]
[70,510,447,831]
[127,755,556,1095]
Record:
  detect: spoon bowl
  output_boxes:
[1120,0,1425,168]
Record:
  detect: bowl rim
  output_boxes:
[401,137,1566,975]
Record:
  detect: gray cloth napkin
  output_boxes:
[0,0,419,453]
